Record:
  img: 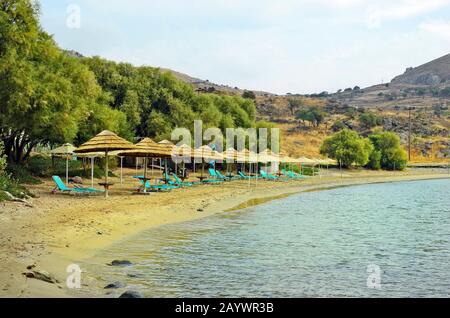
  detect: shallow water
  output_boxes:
[83,179,450,297]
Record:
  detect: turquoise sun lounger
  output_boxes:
[214,170,233,181]
[260,170,279,181]
[281,169,304,180]
[52,176,103,194]
[238,171,257,180]
[171,173,201,187]
[208,168,226,182]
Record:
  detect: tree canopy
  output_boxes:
[0,0,131,163]
[320,129,373,168]
[296,106,326,127]
[0,0,258,163]
[367,132,407,170]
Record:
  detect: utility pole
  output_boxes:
[408,107,413,161]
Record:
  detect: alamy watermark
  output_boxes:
[66,4,81,29]
[367,264,382,290]
[66,264,82,289]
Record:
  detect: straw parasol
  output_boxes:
[298,157,315,165]
[191,145,223,178]
[116,138,173,192]
[50,143,76,185]
[74,130,136,197]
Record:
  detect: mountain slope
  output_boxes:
[392,53,450,85]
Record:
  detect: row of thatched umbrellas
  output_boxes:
[67,130,335,197]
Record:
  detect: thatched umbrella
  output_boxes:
[74,130,135,197]
[76,151,106,188]
[117,138,172,192]
[192,145,223,179]
[50,143,76,185]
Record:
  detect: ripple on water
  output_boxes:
[83,179,450,298]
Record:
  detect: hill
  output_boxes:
[392,53,450,85]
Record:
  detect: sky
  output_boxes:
[39,0,450,95]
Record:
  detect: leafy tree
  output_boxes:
[288,98,303,116]
[0,141,6,174]
[368,132,407,170]
[320,129,373,168]
[366,149,382,170]
[0,0,132,162]
[331,120,346,132]
[359,112,382,129]
[242,90,256,100]
[296,106,326,127]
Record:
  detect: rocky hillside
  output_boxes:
[392,53,450,85]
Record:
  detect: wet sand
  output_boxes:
[0,168,449,297]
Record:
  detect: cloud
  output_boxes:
[365,0,450,28]
[40,0,450,94]
[419,20,450,41]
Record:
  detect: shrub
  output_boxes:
[320,129,373,168]
[331,120,346,132]
[368,132,407,171]
[359,112,382,129]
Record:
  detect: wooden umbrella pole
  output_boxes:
[143,157,148,193]
[91,157,94,189]
[201,162,204,178]
[66,154,69,185]
[120,156,124,185]
[105,150,109,198]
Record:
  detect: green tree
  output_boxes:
[296,106,326,127]
[366,149,382,170]
[331,120,346,132]
[288,98,303,116]
[359,112,381,129]
[320,129,373,168]
[0,141,6,174]
[0,1,132,162]
[368,132,407,170]
[242,90,256,100]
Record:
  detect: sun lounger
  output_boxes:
[208,168,226,182]
[238,171,255,180]
[214,170,232,181]
[260,170,279,181]
[171,173,201,187]
[52,176,103,194]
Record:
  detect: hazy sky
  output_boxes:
[40,0,450,94]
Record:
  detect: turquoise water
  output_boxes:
[85,179,450,298]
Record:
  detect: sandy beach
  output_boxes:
[0,168,449,298]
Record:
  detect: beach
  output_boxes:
[0,168,449,298]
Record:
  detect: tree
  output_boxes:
[320,129,373,168]
[0,1,133,163]
[296,106,326,127]
[359,112,381,129]
[242,90,256,100]
[288,98,303,116]
[368,132,407,170]
[331,120,346,132]
[0,141,6,175]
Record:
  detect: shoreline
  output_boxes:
[0,169,449,297]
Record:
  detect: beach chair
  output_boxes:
[171,173,200,187]
[281,169,302,180]
[134,176,178,192]
[214,170,232,181]
[238,171,256,180]
[198,169,222,184]
[52,176,103,194]
[260,170,279,181]
[208,168,226,182]
[288,171,305,179]
[143,180,179,192]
